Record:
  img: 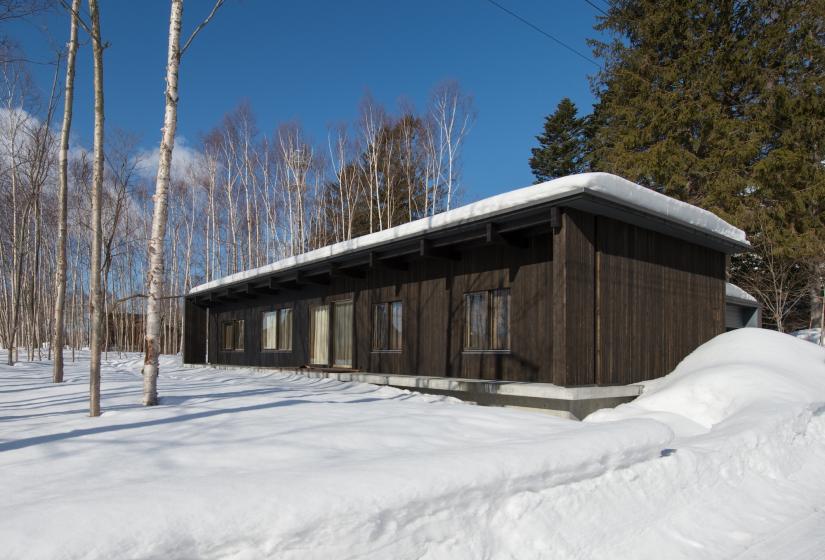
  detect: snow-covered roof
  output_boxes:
[726,282,758,304]
[191,172,749,294]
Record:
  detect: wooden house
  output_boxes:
[183,173,749,416]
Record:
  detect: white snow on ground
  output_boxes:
[191,172,747,294]
[792,328,823,345]
[1,329,824,559]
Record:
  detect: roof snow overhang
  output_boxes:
[189,173,749,301]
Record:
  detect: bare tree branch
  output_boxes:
[179,0,224,58]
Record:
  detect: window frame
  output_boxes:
[372,300,403,353]
[463,288,511,353]
[309,304,330,366]
[332,299,354,368]
[221,319,245,352]
[261,307,293,352]
[222,321,235,351]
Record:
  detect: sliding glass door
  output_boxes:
[333,300,353,367]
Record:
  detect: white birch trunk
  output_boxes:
[143,0,183,406]
[88,0,105,417]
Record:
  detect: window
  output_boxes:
[464,289,510,351]
[309,301,353,367]
[222,322,234,351]
[277,308,292,351]
[235,320,244,350]
[333,300,353,367]
[262,308,292,351]
[373,301,403,351]
[262,312,277,350]
[222,319,245,351]
[310,305,329,365]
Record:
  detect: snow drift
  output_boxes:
[1,329,824,559]
[588,328,825,436]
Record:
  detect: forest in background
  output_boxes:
[0,57,474,362]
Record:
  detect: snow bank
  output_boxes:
[191,172,747,294]
[587,328,825,436]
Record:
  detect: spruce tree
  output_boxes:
[587,0,825,331]
[529,98,590,182]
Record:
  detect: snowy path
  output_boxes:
[1,330,824,559]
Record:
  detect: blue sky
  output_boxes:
[9,0,606,201]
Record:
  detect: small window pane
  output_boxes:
[491,289,510,350]
[373,303,388,350]
[278,308,292,350]
[235,320,244,351]
[389,301,403,351]
[262,312,277,350]
[465,292,488,350]
[222,322,234,350]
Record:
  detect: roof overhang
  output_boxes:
[188,185,750,304]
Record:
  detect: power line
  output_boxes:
[483,0,601,68]
[582,0,608,17]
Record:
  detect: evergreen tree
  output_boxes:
[587,0,825,331]
[529,98,590,182]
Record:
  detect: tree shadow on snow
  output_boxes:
[0,395,393,453]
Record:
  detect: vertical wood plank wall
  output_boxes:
[594,216,725,384]
[190,211,727,386]
[199,234,554,382]
[551,209,596,386]
[183,297,207,364]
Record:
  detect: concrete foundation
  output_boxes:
[188,363,643,419]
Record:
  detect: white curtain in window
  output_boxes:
[333,300,353,367]
[235,320,245,351]
[278,308,292,350]
[262,312,277,350]
[222,322,234,350]
[373,303,388,350]
[311,306,329,365]
[389,301,403,350]
[491,289,510,350]
[465,292,488,350]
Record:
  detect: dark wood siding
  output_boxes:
[551,209,596,386]
[595,216,725,385]
[196,233,555,382]
[183,297,207,364]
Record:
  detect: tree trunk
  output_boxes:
[813,263,825,345]
[88,0,105,417]
[52,0,80,383]
[144,0,183,406]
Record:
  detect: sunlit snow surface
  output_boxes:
[1,328,824,559]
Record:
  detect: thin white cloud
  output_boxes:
[136,135,202,183]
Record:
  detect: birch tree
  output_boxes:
[428,81,474,212]
[87,0,104,416]
[143,0,223,407]
[52,0,79,383]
